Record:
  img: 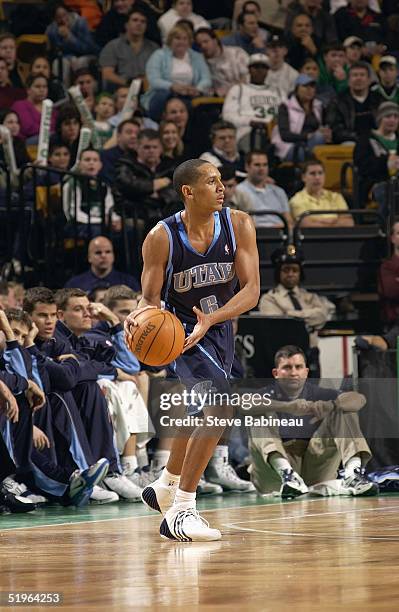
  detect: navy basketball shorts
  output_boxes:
[166,321,234,415]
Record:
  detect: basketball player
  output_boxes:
[124,159,260,541]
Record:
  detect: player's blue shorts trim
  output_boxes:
[166,321,234,415]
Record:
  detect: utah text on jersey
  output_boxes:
[173,262,235,292]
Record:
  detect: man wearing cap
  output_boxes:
[264,35,298,98]
[222,53,283,151]
[343,36,364,66]
[372,56,399,106]
[223,11,268,55]
[354,101,399,210]
[285,0,338,43]
[258,244,335,377]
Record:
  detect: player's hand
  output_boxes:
[124,305,159,347]
[33,425,51,451]
[26,380,46,411]
[24,322,39,347]
[0,380,19,423]
[182,306,212,353]
[56,353,79,362]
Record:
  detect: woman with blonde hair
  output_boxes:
[142,22,211,120]
[159,120,184,161]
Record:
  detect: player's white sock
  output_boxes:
[344,455,362,478]
[174,488,196,507]
[268,453,292,479]
[121,455,138,475]
[152,450,171,471]
[136,447,149,469]
[210,445,229,463]
[159,467,180,487]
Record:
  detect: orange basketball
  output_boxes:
[125,308,186,366]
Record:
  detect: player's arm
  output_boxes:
[124,224,169,332]
[184,210,260,351]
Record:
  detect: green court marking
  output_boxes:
[0,492,281,532]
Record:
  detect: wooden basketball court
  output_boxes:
[1,494,399,610]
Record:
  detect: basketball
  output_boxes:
[125,308,185,366]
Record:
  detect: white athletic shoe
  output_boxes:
[310,469,379,497]
[141,473,177,515]
[129,467,158,489]
[205,459,256,492]
[90,485,119,504]
[103,472,143,502]
[160,503,222,542]
[280,469,309,499]
[197,477,223,496]
[2,477,48,505]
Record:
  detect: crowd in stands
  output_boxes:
[2,0,399,513]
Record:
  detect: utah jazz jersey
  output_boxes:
[159,207,238,325]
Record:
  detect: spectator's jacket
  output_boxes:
[272,95,323,160]
[54,320,117,381]
[46,12,99,56]
[84,321,140,376]
[141,47,212,110]
[113,153,177,216]
[334,6,386,45]
[354,130,394,185]
[95,2,160,47]
[371,82,399,106]
[285,2,338,42]
[326,90,379,143]
[378,255,399,325]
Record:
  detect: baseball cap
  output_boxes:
[271,244,304,268]
[379,55,397,68]
[248,53,269,67]
[343,36,363,48]
[295,74,317,87]
[266,34,287,48]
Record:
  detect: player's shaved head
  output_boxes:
[173,158,210,200]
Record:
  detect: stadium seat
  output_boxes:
[313,145,355,192]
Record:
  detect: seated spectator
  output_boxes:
[223,11,268,55]
[65,235,140,291]
[63,0,103,30]
[194,28,249,97]
[222,53,282,152]
[235,150,293,227]
[265,35,298,99]
[343,35,364,68]
[248,345,375,497]
[318,43,348,96]
[378,220,399,326]
[72,68,97,113]
[371,56,399,106]
[29,55,67,106]
[50,103,82,166]
[142,23,211,121]
[354,101,399,212]
[99,8,159,90]
[11,75,57,144]
[113,128,179,222]
[285,12,320,71]
[0,33,23,88]
[285,0,338,43]
[46,2,99,86]
[334,0,386,53]
[162,97,192,153]
[200,120,245,175]
[299,56,332,107]
[326,61,380,144]
[220,164,252,211]
[63,148,120,238]
[100,119,140,185]
[0,109,31,169]
[94,93,115,147]
[259,246,335,377]
[290,160,354,227]
[157,0,210,44]
[272,74,331,162]
[159,120,185,162]
[95,0,161,48]
[0,58,25,109]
